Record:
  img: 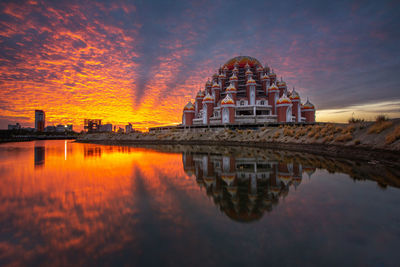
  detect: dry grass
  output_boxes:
[335,132,353,142]
[385,126,400,145]
[283,128,294,137]
[323,135,334,143]
[368,120,393,134]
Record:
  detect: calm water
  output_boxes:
[0,140,399,266]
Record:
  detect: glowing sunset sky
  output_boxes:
[0,0,399,130]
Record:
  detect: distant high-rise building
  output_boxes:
[35,110,45,132]
[84,119,101,132]
[125,123,133,133]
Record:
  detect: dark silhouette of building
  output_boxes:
[35,110,45,132]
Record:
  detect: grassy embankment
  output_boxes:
[78,117,400,151]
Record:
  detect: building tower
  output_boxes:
[182,102,195,126]
[261,73,270,95]
[246,76,256,106]
[35,110,45,132]
[225,82,237,102]
[202,93,214,125]
[276,93,292,122]
[221,94,235,124]
[301,98,316,122]
[289,88,301,122]
[195,90,205,115]
[268,83,279,115]
[212,82,221,104]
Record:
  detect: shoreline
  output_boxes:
[76,139,400,167]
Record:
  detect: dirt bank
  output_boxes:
[77,119,400,166]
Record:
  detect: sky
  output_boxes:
[0,0,399,131]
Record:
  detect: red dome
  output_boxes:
[223,56,262,69]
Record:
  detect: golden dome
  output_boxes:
[223,56,262,69]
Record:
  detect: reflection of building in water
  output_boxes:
[34,146,45,167]
[183,152,315,222]
[84,146,102,158]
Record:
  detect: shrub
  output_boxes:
[323,135,334,143]
[376,115,389,123]
[385,126,400,145]
[344,124,356,133]
[335,132,353,142]
[348,117,365,123]
[368,120,393,134]
[283,128,294,137]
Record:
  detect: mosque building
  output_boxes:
[182,56,316,126]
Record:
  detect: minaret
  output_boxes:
[218,72,226,92]
[246,76,256,106]
[225,82,237,102]
[182,102,195,126]
[205,79,212,95]
[261,73,270,96]
[269,69,277,84]
[256,65,264,80]
[245,69,253,81]
[202,93,214,125]
[278,77,287,97]
[276,92,292,122]
[289,87,301,122]
[212,82,221,104]
[195,90,205,115]
[223,65,229,76]
[229,73,238,89]
[268,83,279,115]
[301,98,315,123]
[220,94,235,124]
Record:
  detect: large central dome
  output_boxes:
[223,56,262,69]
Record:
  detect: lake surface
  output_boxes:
[0,140,399,266]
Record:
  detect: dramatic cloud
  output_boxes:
[0,0,399,130]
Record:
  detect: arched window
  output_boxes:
[240,101,244,106]
[260,100,265,105]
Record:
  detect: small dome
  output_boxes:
[261,73,270,80]
[268,83,279,92]
[229,73,238,81]
[226,83,237,92]
[205,79,212,86]
[257,65,264,71]
[302,98,315,110]
[246,77,256,85]
[221,94,235,105]
[183,101,195,110]
[196,90,205,98]
[245,69,253,75]
[203,93,214,102]
[277,81,286,87]
[277,94,292,105]
[212,82,220,89]
[289,89,300,100]
[245,62,250,69]
[218,72,226,78]
[223,65,229,71]
[232,66,239,73]
[212,73,218,78]
[269,71,276,77]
